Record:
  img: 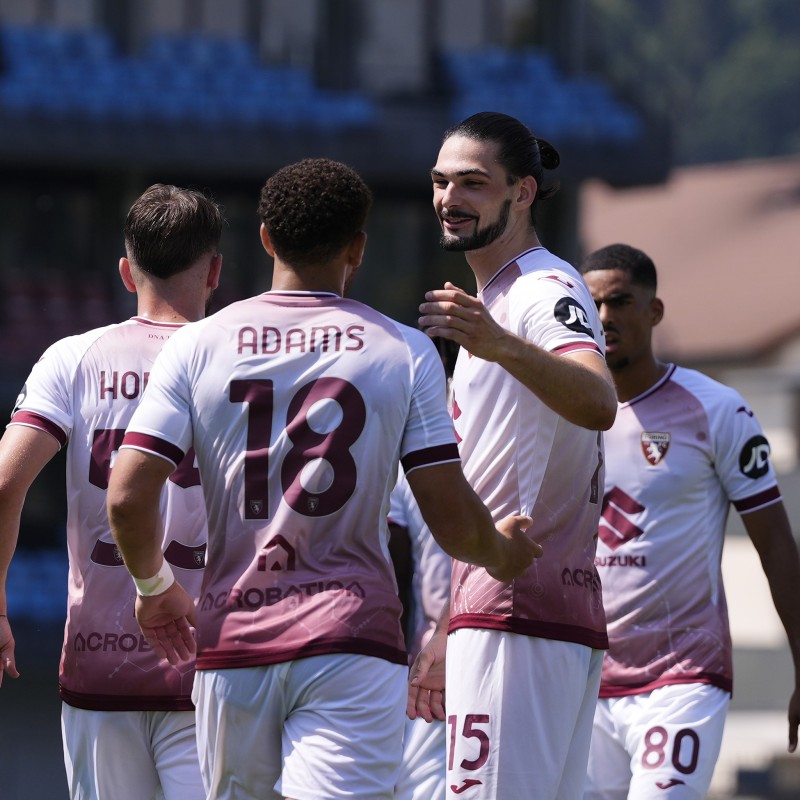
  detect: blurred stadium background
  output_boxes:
[0,1,797,798]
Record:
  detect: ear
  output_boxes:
[516,175,537,212]
[118,257,137,294]
[260,223,276,257]
[207,253,222,290]
[347,230,367,268]
[651,297,665,327]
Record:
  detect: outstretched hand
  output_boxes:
[419,282,508,362]
[407,628,447,723]
[135,582,197,665]
[0,615,19,686]
[486,514,543,584]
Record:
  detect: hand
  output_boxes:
[486,514,543,584]
[134,582,197,666]
[407,627,447,723]
[0,614,19,686]
[419,282,508,362]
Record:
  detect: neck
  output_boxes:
[613,357,668,404]
[135,290,206,324]
[271,260,347,296]
[465,227,542,290]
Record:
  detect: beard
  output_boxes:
[439,199,511,252]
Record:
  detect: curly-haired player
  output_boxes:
[108,157,541,800]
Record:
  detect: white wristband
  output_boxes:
[133,559,175,597]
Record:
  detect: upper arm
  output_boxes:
[0,425,60,499]
[742,501,797,559]
[107,448,176,514]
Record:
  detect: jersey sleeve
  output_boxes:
[120,330,194,467]
[397,329,459,475]
[7,331,105,447]
[708,387,781,513]
[518,272,603,356]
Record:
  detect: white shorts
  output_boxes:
[61,704,203,800]
[394,717,446,800]
[193,654,406,800]
[584,683,730,800]
[446,628,603,800]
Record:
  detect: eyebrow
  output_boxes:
[595,290,634,303]
[431,167,492,179]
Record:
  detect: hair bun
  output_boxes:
[537,138,560,170]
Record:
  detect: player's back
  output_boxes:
[144,291,456,670]
[12,318,206,709]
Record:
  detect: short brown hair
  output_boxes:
[124,184,224,279]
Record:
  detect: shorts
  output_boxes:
[445,628,603,800]
[193,653,406,800]
[61,704,202,800]
[584,683,730,800]
[394,717,446,800]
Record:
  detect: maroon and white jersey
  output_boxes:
[448,247,608,650]
[120,291,459,671]
[10,318,207,711]
[598,364,781,697]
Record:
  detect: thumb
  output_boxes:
[443,281,467,294]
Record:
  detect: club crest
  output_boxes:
[641,431,670,465]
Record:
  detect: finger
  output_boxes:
[410,689,435,724]
[429,688,446,721]
[143,630,172,664]
[443,281,466,294]
[406,685,422,721]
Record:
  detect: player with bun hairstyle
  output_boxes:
[409,112,617,799]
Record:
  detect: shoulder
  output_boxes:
[670,366,749,412]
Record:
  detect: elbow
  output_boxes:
[596,401,617,431]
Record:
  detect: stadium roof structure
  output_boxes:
[0,25,670,189]
[580,155,800,365]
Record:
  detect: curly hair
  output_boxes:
[124,184,224,279]
[258,158,372,269]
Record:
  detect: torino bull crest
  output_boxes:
[640,431,670,465]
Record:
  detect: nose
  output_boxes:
[596,302,611,326]
[439,181,461,209]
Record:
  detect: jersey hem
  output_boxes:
[196,639,407,671]
[59,687,195,711]
[448,613,608,650]
[599,673,732,698]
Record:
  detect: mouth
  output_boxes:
[440,212,477,233]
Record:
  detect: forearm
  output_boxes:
[760,538,800,680]
[108,448,174,579]
[493,332,617,430]
[109,503,166,578]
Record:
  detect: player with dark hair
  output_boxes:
[408,112,617,799]
[107,158,540,800]
[0,183,223,799]
[579,243,800,798]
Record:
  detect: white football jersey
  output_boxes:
[598,364,781,696]
[120,291,459,670]
[10,318,207,710]
[449,247,608,649]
